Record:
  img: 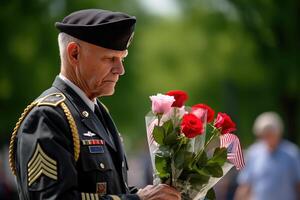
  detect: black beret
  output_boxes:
[55,9,136,51]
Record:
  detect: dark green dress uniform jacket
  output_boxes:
[12,77,140,200]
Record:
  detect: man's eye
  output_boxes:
[108,57,123,62]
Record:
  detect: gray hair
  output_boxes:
[57,32,80,64]
[253,112,284,136]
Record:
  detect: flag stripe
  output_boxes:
[220,133,245,170]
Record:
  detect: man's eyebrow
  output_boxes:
[104,50,128,59]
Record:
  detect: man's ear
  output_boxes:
[67,42,80,66]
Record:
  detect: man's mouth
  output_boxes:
[103,80,117,83]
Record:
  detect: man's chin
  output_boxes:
[97,88,115,97]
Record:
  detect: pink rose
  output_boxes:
[150,94,175,115]
[192,104,215,123]
[162,106,187,122]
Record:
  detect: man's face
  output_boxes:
[259,130,281,151]
[75,42,127,98]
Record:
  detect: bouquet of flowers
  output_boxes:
[145,90,245,200]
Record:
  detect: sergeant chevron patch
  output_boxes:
[27,143,58,186]
[81,193,99,200]
[110,195,121,200]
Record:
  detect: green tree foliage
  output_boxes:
[0,0,299,149]
[228,0,300,142]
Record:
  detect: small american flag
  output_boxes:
[220,133,245,170]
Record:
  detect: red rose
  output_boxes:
[214,112,236,134]
[181,113,204,138]
[192,104,215,123]
[166,90,188,108]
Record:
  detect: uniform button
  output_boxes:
[82,111,89,118]
[100,163,105,169]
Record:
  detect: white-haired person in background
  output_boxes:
[234,112,300,200]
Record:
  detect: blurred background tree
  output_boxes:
[0,0,299,199]
[0,0,299,161]
[228,0,300,142]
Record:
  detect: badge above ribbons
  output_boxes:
[27,143,58,186]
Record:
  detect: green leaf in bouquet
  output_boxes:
[205,124,216,143]
[196,150,208,167]
[208,147,227,166]
[153,125,165,144]
[174,148,185,169]
[164,131,178,145]
[183,151,194,168]
[192,167,211,177]
[171,142,194,169]
[204,162,223,178]
[162,119,174,134]
[205,188,216,200]
[189,173,210,185]
[155,155,170,179]
[157,145,172,158]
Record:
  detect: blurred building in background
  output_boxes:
[0,0,299,199]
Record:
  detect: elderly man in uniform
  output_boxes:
[9,9,181,200]
[234,112,300,200]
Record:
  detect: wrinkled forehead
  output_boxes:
[109,49,128,58]
[80,40,128,58]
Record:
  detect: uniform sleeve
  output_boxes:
[15,105,140,200]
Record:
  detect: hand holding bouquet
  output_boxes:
[146,90,245,200]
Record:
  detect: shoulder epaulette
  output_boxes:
[37,93,66,107]
[9,92,80,176]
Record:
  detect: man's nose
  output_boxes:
[113,61,125,75]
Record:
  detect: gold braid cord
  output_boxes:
[59,102,80,162]
[9,95,80,176]
[9,101,39,176]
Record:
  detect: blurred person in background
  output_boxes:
[234,112,300,200]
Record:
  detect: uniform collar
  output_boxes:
[52,76,117,151]
[59,74,97,112]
